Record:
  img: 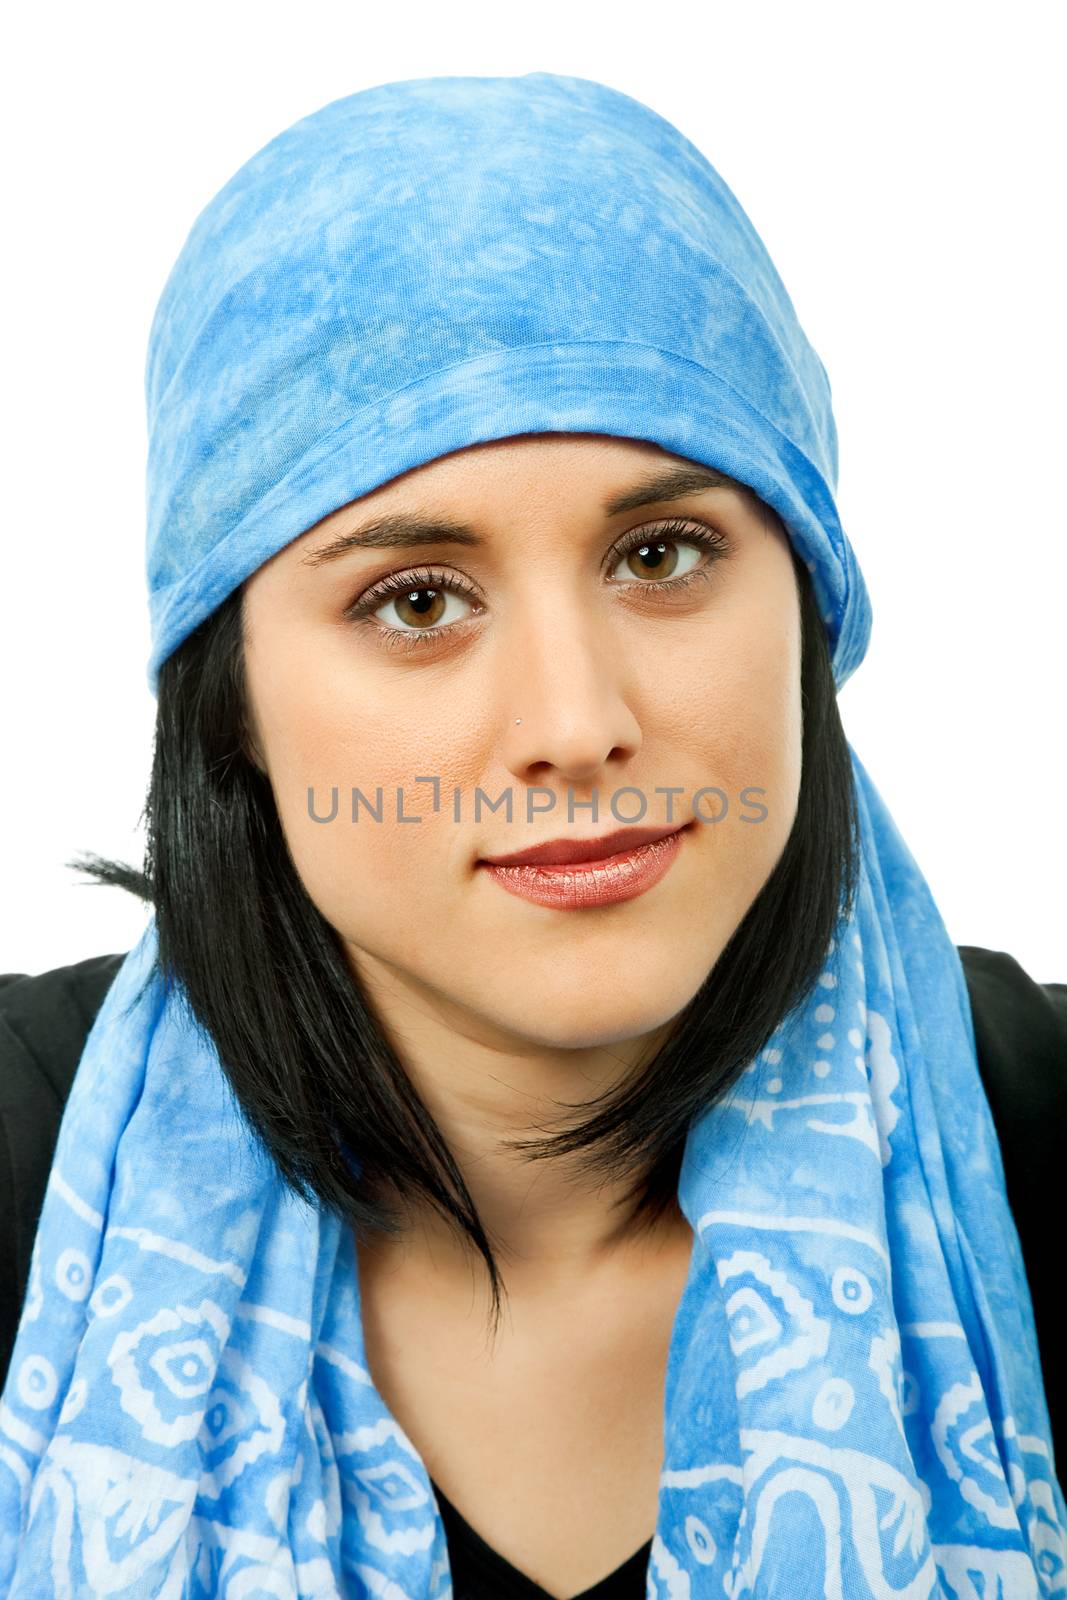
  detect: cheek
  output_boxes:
[681,602,802,843]
[668,621,800,972]
[255,658,478,934]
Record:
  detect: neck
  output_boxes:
[348,944,691,1293]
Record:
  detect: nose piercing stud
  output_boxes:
[515,718,522,724]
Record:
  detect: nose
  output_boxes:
[498,611,642,786]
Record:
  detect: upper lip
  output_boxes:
[480,823,687,868]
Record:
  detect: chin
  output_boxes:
[494,986,698,1055]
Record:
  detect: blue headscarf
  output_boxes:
[1,71,1062,1598]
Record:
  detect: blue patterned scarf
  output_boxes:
[2,71,1063,1598]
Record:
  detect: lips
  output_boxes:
[479,823,687,868]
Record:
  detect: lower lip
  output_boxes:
[479,827,689,910]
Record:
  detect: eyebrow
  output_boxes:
[299,463,737,568]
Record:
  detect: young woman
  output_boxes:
[1,72,1063,1600]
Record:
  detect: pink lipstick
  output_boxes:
[478,823,691,910]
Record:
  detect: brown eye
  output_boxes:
[614,538,690,581]
[348,567,479,637]
[607,518,730,586]
[383,586,451,630]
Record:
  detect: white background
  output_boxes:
[2,1,1064,979]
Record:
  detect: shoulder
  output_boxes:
[958,941,1067,1022]
[0,948,128,1187]
[956,943,1067,1127]
[0,950,128,1370]
[0,949,128,1105]
[0,950,129,1224]
[956,944,1065,1463]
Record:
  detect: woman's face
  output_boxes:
[242,433,802,1053]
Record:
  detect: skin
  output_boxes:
[241,432,802,1305]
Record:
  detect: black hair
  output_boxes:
[71,489,860,1344]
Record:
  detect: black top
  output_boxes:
[0,944,1064,1600]
[432,1477,652,1599]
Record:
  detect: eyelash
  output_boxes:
[343,517,732,655]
